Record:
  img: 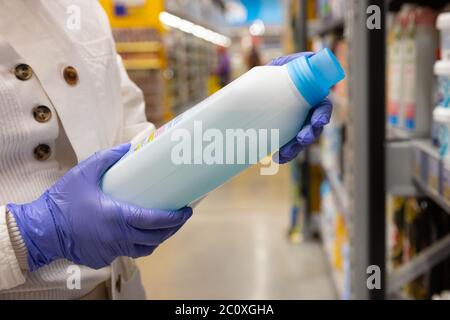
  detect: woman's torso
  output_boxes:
[0,0,124,299]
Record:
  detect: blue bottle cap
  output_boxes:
[286,48,345,106]
[309,48,345,89]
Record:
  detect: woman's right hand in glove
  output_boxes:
[7,143,192,271]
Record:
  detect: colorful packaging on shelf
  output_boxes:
[387,17,404,128]
[434,60,450,108]
[400,6,438,135]
[433,106,450,159]
[433,60,450,159]
[387,196,406,269]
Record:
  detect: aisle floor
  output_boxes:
[137,164,336,300]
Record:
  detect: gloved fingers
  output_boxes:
[131,244,156,258]
[80,143,131,179]
[272,98,331,164]
[296,124,316,146]
[312,126,324,139]
[310,99,333,129]
[273,138,304,164]
[128,226,184,246]
[125,206,193,230]
[268,52,314,66]
[273,123,324,164]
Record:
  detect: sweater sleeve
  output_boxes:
[0,206,26,290]
[5,210,29,270]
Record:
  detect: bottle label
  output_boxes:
[123,112,187,160]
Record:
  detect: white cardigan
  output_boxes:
[0,0,155,299]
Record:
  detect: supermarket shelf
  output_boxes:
[388,233,450,294]
[386,141,419,196]
[386,126,430,141]
[320,224,345,299]
[387,140,450,294]
[320,166,349,299]
[123,59,162,70]
[322,164,349,218]
[413,176,450,215]
[308,18,345,37]
[386,127,410,141]
[116,41,162,53]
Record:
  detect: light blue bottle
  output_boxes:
[102,48,345,210]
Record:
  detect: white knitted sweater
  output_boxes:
[0,0,154,299]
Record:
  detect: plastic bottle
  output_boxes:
[437,12,450,61]
[102,48,345,210]
[387,15,403,128]
[400,6,438,135]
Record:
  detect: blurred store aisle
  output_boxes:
[137,164,336,300]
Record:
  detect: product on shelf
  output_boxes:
[333,40,349,106]
[433,105,450,158]
[307,0,317,20]
[341,243,351,300]
[316,0,346,21]
[437,12,450,60]
[387,14,403,128]
[403,6,438,135]
[387,195,450,299]
[387,5,438,136]
[321,116,343,176]
[424,142,442,194]
[434,60,450,108]
[164,29,217,116]
[387,196,406,269]
[333,214,347,269]
[411,139,450,204]
[433,56,450,158]
[320,180,349,299]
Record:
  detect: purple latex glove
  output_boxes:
[270,52,333,164]
[7,144,192,271]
